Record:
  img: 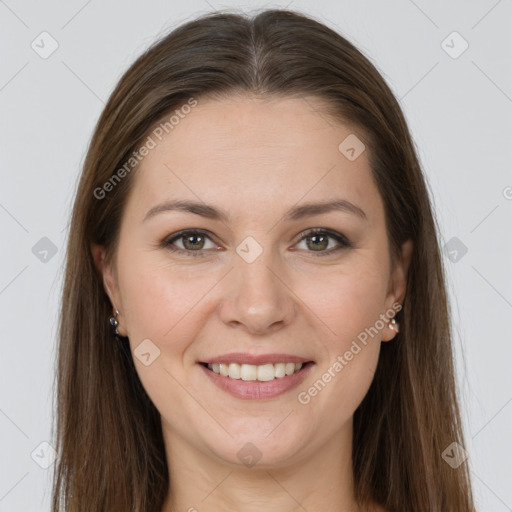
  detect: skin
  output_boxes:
[92,94,412,512]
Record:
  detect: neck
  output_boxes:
[160,419,363,512]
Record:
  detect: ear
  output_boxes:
[382,238,413,342]
[91,243,127,336]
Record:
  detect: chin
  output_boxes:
[206,433,306,470]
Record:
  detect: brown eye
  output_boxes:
[162,228,352,258]
[181,233,206,250]
[305,232,330,251]
[295,229,352,256]
[163,230,218,257]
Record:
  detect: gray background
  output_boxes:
[0,0,511,510]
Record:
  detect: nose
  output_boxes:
[218,248,297,335]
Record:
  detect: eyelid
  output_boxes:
[294,227,351,246]
[292,227,353,256]
[163,227,352,257]
[163,229,221,256]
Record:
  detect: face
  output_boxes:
[93,94,411,469]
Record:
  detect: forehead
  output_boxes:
[126,94,382,224]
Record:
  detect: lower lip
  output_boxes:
[199,362,314,400]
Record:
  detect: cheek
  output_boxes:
[118,252,225,364]
[298,259,389,345]
[117,258,207,409]
[123,274,173,338]
[118,252,196,343]
[295,260,387,407]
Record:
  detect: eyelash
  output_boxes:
[162,228,353,258]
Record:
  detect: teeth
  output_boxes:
[206,362,304,381]
[228,363,240,379]
[257,364,274,381]
[274,363,286,378]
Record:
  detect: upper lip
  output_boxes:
[200,353,313,365]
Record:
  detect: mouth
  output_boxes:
[198,360,315,400]
[199,361,314,381]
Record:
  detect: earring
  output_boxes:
[388,317,399,333]
[109,309,121,338]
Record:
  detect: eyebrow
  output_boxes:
[143,198,367,223]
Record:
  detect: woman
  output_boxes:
[52,8,475,512]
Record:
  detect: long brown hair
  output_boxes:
[52,8,474,511]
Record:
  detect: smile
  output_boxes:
[205,362,303,381]
[199,361,314,400]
